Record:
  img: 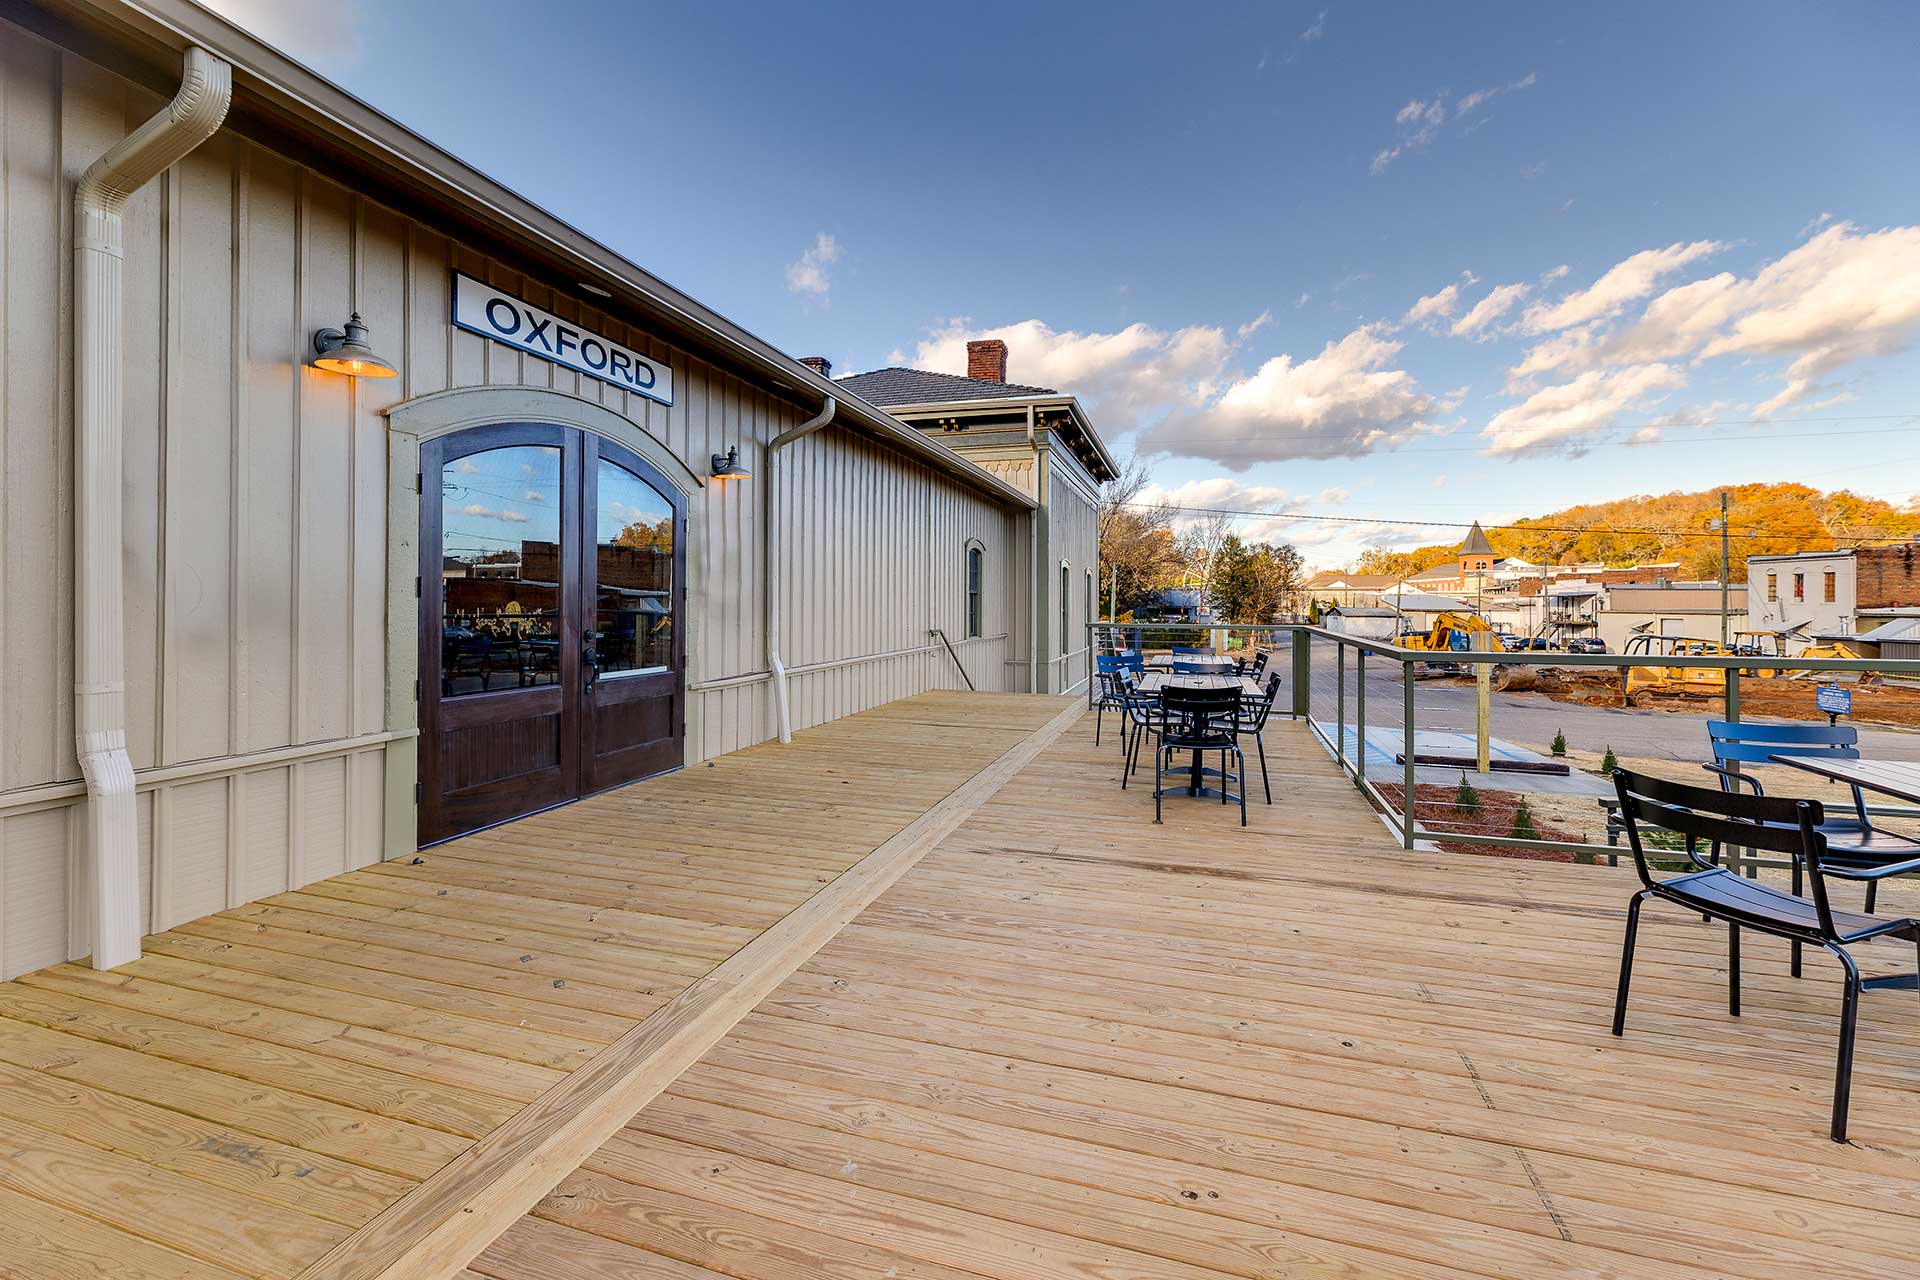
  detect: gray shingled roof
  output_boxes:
[837,367,1056,407]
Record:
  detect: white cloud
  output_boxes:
[1456,72,1537,117]
[1138,477,1357,546]
[1450,282,1529,338]
[893,317,1237,429]
[1372,74,1535,173]
[1237,309,1273,339]
[523,490,546,502]
[784,232,842,300]
[459,503,530,523]
[1295,291,1313,308]
[199,0,365,62]
[1140,326,1441,468]
[1300,9,1327,41]
[1403,273,1476,327]
[1480,363,1684,454]
[1799,211,1834,238]
[1508,222,1920,412]
[1520,239,1725,333]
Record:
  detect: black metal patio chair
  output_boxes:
[1117,668,1164,786]
[1235,650,1269,681]
[1235,670,1284,804]
[1610,767,1920,1142]
[1092,654,1130,749]
[1150,685,1246,826]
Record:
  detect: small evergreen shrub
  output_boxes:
[1455,770,1480,812]
[1550,728,1567,757]
[1600,745,1619,774]
[1511,799,1541,841]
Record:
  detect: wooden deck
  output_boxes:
[0,691,1077,1280]
[483,714,1920,1280]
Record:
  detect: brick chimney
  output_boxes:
[799,355,832,379]
[966,339,1008,383]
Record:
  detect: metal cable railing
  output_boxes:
[1088,619,1920,869]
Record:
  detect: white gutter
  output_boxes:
[1027,404,1039,692]
[74,45,232,969]
[766,396,836,743]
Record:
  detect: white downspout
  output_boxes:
[74,48,233,969]
[1027,404,1039,693]
[766,395,836,743]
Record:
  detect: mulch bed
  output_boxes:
[1374,781,1582,862]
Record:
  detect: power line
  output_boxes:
[1124,500,1920,544]
[1136,416,1920,458]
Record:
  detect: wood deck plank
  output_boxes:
[504,714,1920,1280]
[0,692,1074,1280]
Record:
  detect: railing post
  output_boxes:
[1291,629,1311,720]
[1355,648,1367,786]
[1725,666,1752,875]
[1401,660,1417,850]
[1336,643,1347,773]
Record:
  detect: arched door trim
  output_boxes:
[381,385,704,857]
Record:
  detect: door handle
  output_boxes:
[582,631,600,693]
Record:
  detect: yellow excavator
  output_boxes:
[1399,610,1499,653]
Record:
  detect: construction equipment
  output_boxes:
[1399,610,1498,653]
[1783,629,1879,683]
[1622,629,1733,693]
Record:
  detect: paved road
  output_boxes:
[1265,634,1920,764]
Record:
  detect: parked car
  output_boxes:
[1567,637,1608,654]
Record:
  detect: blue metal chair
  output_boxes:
[1706,719,1920,973]
[1171,659,1210,675]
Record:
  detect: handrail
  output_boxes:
[929,628,976,691]
[1086,619,1920,868]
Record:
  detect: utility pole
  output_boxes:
[1711,490,1731,647]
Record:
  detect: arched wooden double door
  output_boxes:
[419,423,686,844]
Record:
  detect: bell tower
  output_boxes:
[1459,521,1496,580]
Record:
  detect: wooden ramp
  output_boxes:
[0,691,1077,1280]
[486,715,1920,1280]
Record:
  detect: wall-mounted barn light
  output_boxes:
[710,445,752,481]
[310,312,398,379]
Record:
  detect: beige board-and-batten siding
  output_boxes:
[0,31,1025,980]
[1048,448,1102,695]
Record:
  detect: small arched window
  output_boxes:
[1060,562,1071,653]
[965,543,984,638]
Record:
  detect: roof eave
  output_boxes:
[875,393,1119,482]
[36,0,1033,510]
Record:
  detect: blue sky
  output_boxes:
[212,1,1920,566]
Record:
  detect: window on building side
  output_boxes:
[965,545,983,639]
[1767,573,1778,602]
[1824,571,1836,603]
[1060,564,1071,653]
[1793,573,1804,601]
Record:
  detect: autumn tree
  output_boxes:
[1097,455,1181,616]
[1349,483,1920,579]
